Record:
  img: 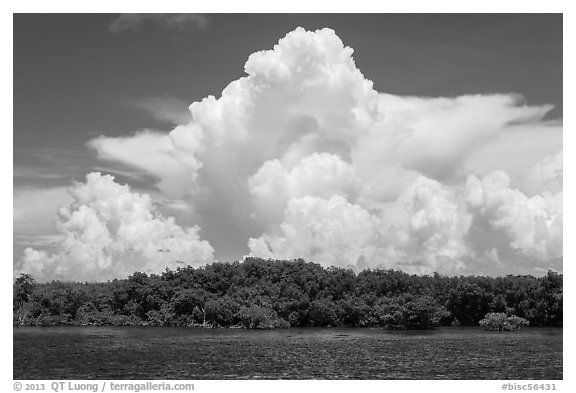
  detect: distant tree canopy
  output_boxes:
[13,258,563,329]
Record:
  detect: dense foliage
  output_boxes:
[479,313,529,331]
[13,258,563,329]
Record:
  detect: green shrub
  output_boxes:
[479,312,529,331]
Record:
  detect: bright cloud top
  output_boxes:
[17,173,214,281]
[24,27,562,280]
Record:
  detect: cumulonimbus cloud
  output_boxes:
[28,27,561,280]
[16,172,214,281]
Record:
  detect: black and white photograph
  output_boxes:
[11,9,565,386]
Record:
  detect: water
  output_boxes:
[13,326,562,379]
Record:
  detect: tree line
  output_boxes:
[13,258,563,329]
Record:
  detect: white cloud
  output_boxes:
[82,27,562,276]
[130,96,193,125]
[109,14,209,33]
[465,171,562,262]
[248,152,360,224]
[462,122,562,187]
[520,149,563,195]
[249,171,561,275]
[358,94,559,182]
[248,176,471,274]
[88,127,204,198]
[248,195,380,271]
[16,172,214,281]
[374,176,472,273]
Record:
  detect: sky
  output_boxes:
[13,13,563,281]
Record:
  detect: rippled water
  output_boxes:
[13,326,562,379]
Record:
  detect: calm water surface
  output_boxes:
[14,326,562,379]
